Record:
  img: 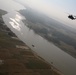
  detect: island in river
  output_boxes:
[19,7,76,59]
[0,9,63,75]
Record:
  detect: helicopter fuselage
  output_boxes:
[68,15,76,20]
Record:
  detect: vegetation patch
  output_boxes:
[26,59,51,69]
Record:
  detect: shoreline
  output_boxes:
[0,9,64,75]
[22,19,76,59]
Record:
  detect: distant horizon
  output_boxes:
[0,0,76,29]
[15,0,76,29]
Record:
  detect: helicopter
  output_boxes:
[68,15,76,20]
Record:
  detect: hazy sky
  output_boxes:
[45,0,76,14]
[0,0,76,28]
[0,0,25,12]
[16,0,76,28]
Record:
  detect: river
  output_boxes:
[2,11,76,75]
[0,0,76,75]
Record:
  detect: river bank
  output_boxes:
[0,9,64,75]
[19,9,76,59]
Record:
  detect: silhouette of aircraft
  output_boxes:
[68,15,76,20]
